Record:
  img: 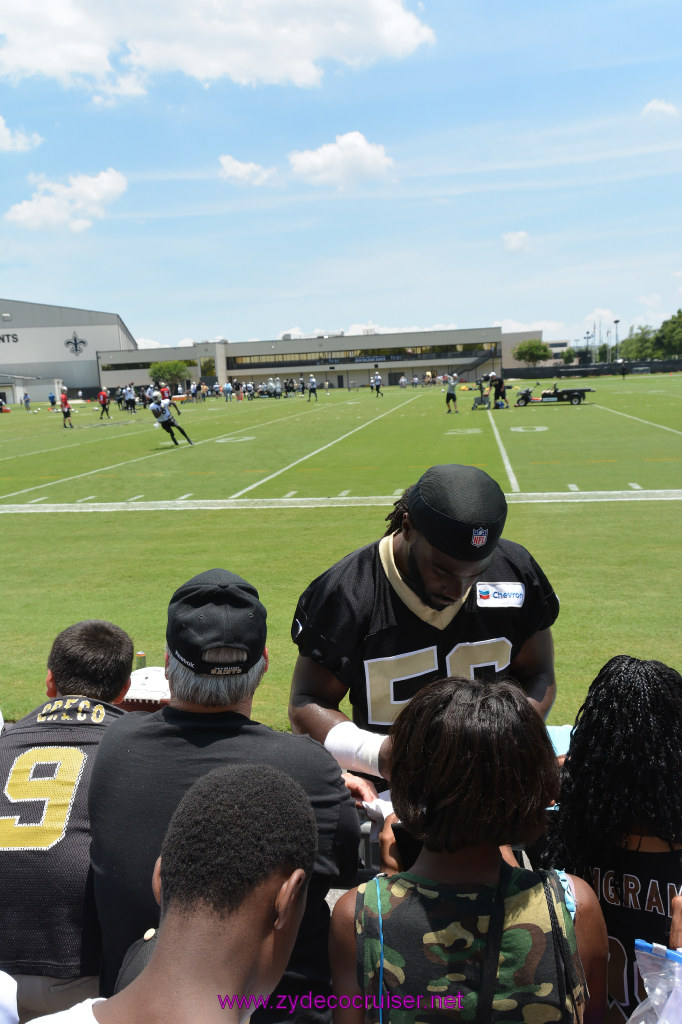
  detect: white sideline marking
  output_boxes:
[486,410,520,492]
[2,489,680,514]
[338,489,350,497]
[177,493,193,500]
[567,484,579,491]
[284,491,298,497]
[229,395,421,498]
[127,494,144,501]
[594,405,682,435]
[628,483,642,490]
[27,496,47,503]
[77,495,97,503]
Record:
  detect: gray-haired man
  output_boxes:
[88,569,358,1024]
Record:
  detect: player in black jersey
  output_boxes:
[289,464,558,783]
[0,620,133,1022]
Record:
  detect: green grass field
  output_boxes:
[1,374,680,728]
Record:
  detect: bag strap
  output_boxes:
[474,859,513,1024]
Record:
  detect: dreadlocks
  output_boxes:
[383,487,412,536]
[541,655,682,881]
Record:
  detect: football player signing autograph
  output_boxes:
[289,464,559,785]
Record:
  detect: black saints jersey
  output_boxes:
[589,848,682,1022]
[0,697,125,978]
[292,537,559,733]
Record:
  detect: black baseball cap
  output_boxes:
[407,464,507,561]
[166,569,267,675]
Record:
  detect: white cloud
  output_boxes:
[584,308,616,325]
[642,99,678,117]
[671,270,682,279]
[177,338,195,346]
[0,1,434,96]
[278,321,459,339]
[5,168,127,231]
[218,155,275,186]
[494,318,563,335]
[346,320,458,335]
[0,115,42,152]
[289,131,394,188]
[637,293,661,306]
[136,337,162,348]
[502,230,530,252]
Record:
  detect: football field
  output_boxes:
[1,374,680,728]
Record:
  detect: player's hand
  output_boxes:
[341,772,378,807]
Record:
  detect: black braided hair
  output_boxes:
[384,487,412,536]
[540,655,682,881]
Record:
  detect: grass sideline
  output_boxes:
[1,373,680,728]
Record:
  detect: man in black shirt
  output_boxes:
[289,464,558,782]
[89,569,359,1024]
[488,371,509,408]
[0,620,133,1021]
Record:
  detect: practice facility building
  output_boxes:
[1,296,547,401]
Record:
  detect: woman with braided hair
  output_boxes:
[540,655,682,1021]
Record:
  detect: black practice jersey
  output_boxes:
[590,847,682,1020]
[292,537,559,733]
[0,697,125,978]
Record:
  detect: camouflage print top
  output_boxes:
[355,867,587,1023]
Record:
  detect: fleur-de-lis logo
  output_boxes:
[64,331,88,356]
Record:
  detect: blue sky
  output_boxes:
[1,0,681,349]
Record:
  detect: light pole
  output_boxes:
[584,331,594,363]
[614,319,620,361]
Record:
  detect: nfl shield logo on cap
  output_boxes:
[471,527,488,548]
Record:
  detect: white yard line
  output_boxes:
[0,403,355,501]
[1,489,680,514]
[229,395,421,498]
[486,410,520,493]
[0,422,143,462]
[594,405,682,435]
[567,484,579,491]
[628,483,642,490]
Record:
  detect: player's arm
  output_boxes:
[507,627,556,719]
[289,655,391,778]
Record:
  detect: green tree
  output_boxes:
[597,344,608,363]
[655,309,682,358]
[620,325,656,360]
[562,347,576,365]
[511,339,553,366]
[148,360,192,391]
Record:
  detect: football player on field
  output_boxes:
[289,463,559,783]
[0,621,133,1021]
